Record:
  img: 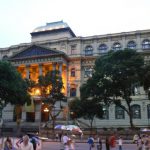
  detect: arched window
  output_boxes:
[2,55,8,61]
[101,106,109,119]
[115,106,125,119]
[147,104,150,119]
[113,42,121,51]
[85,45,93,56]
[98,44,107,52]
[131,104,141,119]
[127,41,136,50]
[142,39,150,49]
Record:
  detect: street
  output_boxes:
[42,141,137,150]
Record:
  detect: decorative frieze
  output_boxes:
[126,35,136,40]
[11,57,63,66]
[83,40,94,44]
[111,36,122,41]
[141,33,150,38]
[97,38,108,43]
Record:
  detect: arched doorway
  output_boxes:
[41,104,49,122]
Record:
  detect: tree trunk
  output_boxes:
[126,101,134,128]
[90,118,94,135]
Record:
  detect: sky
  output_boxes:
[0,0,150,48]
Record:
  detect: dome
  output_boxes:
[32,20,69,33]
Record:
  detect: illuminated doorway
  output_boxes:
[41,104,49,122]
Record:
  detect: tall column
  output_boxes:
[107,36,112,51]
[66,65,69,97]
[136,32,141,51]
[52,63,56,71]
[39,64,43,76]
[59,63,62,76]
[26,65,30,79]
[122,35,126,49]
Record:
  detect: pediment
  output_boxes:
[10,45,65,60]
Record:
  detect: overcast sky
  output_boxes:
[0,0,150,48]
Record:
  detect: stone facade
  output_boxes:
[0,21,150,128]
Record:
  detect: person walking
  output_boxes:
[59,132,62,142]
[62,133,70,150]
[118,136,123,150]
[137,136,143,150]
[97,136,102,150]
[19,135,33,150]
[4,137,15,150]
[69,135,76,150]
[105,136,110,150]
[109,134,116,150]
[87,135,94,150]
[55,133,59,141]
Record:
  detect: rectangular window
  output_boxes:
[84,67,93,78]
[71,68,75,77]
[71,45,77,55]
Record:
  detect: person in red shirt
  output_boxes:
[109,135,116,150]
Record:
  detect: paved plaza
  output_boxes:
[0,137,137,150]
[42,141,137,150]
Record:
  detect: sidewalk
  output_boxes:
[44,138,133,144]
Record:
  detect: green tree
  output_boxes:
[0,61,30,111]
[35,70,65,130]
[81,49,149,128]
[0,61,30,135]
[69,97,103,131]
[142,65,150,99]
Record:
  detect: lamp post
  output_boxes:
[67,83,70,125]
[34,88,42,136]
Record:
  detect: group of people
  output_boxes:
[134,134,150,150]
[3,134,40,150]
[87,134,123,150]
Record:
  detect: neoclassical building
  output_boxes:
[0,21,150,129]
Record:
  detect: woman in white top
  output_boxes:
[19,135,33,150]
[118,136,123,150]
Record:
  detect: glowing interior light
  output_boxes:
[35,89,40,95]
[44,107,49,112]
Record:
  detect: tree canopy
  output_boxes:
[32,70,65,129]
[80,49,150,128]
[0,61,30,106]
[37,70,65,104]
[69,97,103,129]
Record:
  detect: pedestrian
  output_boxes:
[62,133,70,150]
[87,135,94,150]
[59,132,62,142]
[137,136,143,150]
[109,134,116,150]
[4,137,15,150]
[69,135,76,150]
[118,136,123,150]
[80,132,83,141]
[30,137,37,150]
[144,135,150,150]
[55,133,59,141]
[19,135,33,150]
[97,135,102,150]
[105,136,110,150]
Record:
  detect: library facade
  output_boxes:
[0,21,150,128]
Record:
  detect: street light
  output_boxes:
[67,83,70,125]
